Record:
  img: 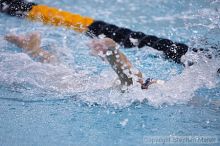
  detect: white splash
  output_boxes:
[0,52,114,95]
[0,50,219,107]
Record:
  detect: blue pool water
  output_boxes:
[0,0,220,146]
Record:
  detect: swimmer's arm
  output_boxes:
[105,46,144,86]
[106,48,163,88]
[88,38,144,86]
[5,32,57,63]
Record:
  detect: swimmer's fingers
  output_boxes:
[5,34,20,43]
[4,34,26,48]
[88,38,116,52]
[86,39,100,48]
[102,38,117,48]
[88,38,118,62]
[88,40,108,57]
[92,38,116,49]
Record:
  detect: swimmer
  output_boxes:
[5,32,162,89]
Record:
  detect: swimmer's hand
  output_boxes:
[5,32,58,64]
[87,38,117,60]
[5,32,41,53]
